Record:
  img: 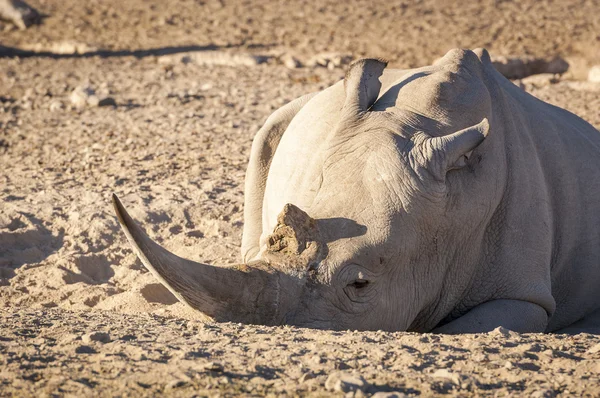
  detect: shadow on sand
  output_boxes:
[0,42,273,59]
[0,212,64,284]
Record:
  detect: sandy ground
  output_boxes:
[1,0,600,396]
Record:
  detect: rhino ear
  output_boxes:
[342,58,388,118]
[427,118,489,178]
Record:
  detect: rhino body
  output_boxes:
[114,48,600,333]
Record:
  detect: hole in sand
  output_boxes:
[0,213,64,273]
[140,283,178,304]
[68,255,115,284]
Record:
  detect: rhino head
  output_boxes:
[114,55,490,331]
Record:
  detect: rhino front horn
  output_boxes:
[112,194,287,325]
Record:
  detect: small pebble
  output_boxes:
[325,371,368,393]
[204,361,224,372]
[588,66,600,83]
[298,372,314,383]
[281,54,301,69]
[166,380,187,389]
[431,369,461,385]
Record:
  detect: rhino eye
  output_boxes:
[349,279,369,289]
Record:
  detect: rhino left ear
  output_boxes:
[428,118,490,178]
[342,58,388,118]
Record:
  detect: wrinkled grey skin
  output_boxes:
[0,0,40,29]
[114,48,600,333]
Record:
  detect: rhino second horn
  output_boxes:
[267,203,318,255]
[112,194,284,325]
[343,58,388,116]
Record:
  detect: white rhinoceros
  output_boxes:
[113,48,600,333]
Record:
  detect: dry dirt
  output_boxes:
[1,0,600,396]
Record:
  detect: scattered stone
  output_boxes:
[306,52,353,69]
[472,353,487,362]
[217,376,231,385]
[203,361,224,372]
[587,343,600,354]
[431,369,461,385]
[588,66,600,83]
[70,86,116,108]
[325,371,369,393]
[165,379,187,389]
[22,40,98,55]
[371,392,409,398]
[82,331,111,344]
[530,388,557,398]
[281,53,301,69]
[310,354,323,365]
[298,372,314,383]
[86,95,100,107]
[159,51,271,67]
[491,55,569,79]
[248,376,267,385]
[70,86,99,109]
[31,337,45,345]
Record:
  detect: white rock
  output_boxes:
[281,53,301,69]
[160,51,269,67]
[431,368,461,385]
[165,379,187,389]
[22,40,97,55]
[307,52,353,69]
[70,86,96,108]
[325,371,369,393]
[588,65,600,83]
[203,361,224,372]
[48,100,63,112]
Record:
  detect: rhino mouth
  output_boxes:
[112,194,299,325]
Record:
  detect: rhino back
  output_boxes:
[495,68,600,330]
